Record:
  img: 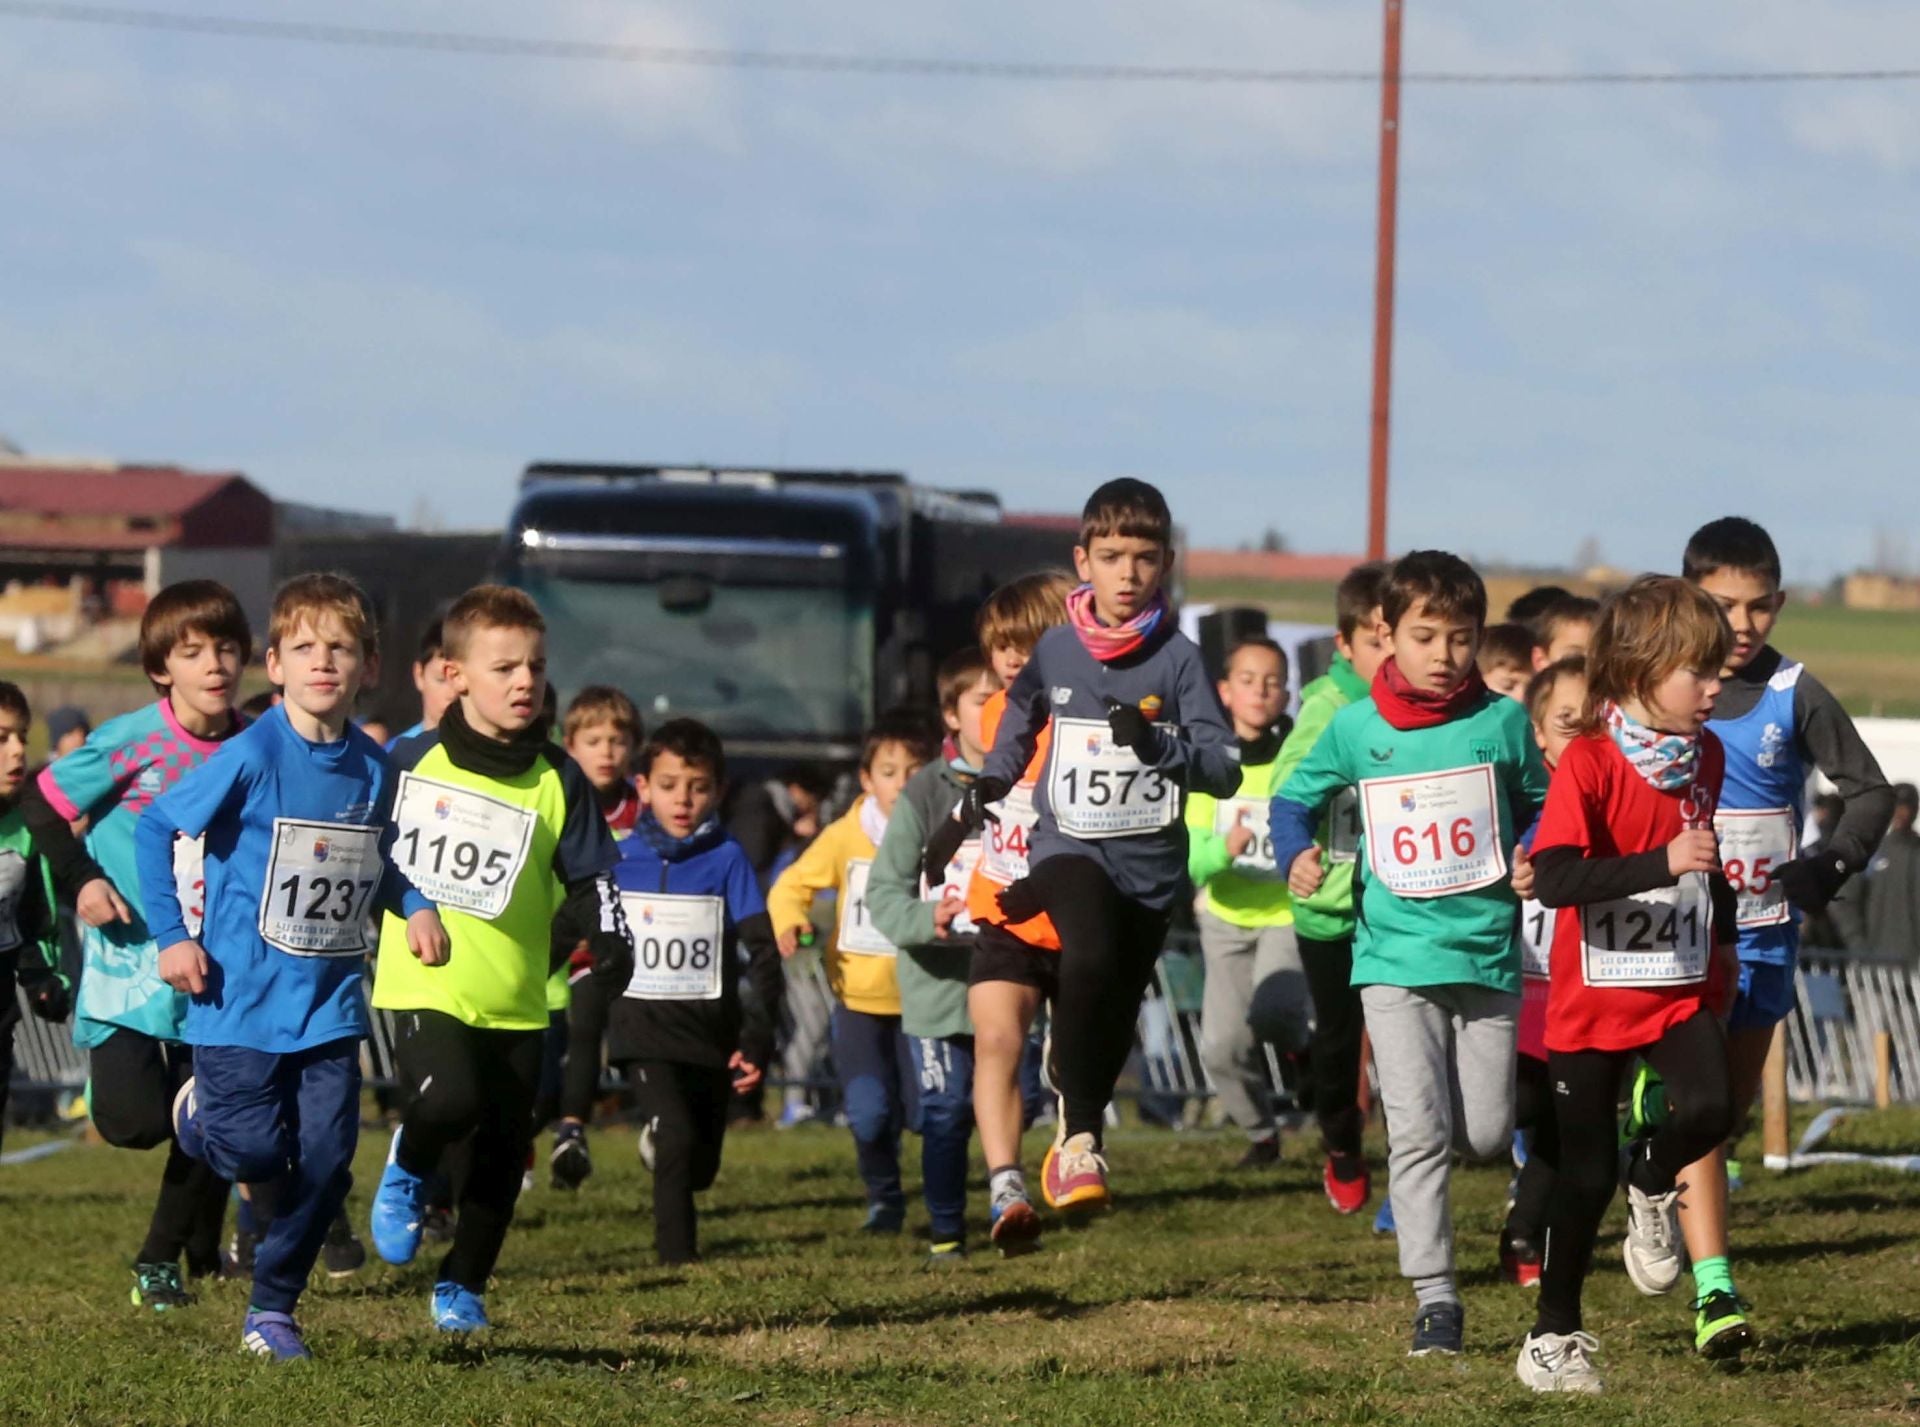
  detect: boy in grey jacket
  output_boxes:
[867,649,996,1261]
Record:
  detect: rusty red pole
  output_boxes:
[1366,0,1403,562]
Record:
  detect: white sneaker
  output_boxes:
[1516,1330,1603,1394]
[1622,1182,1685,1296]
[637,1119,657,1173]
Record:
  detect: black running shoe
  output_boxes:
[1410,1301,1464,1357]
[131,1261,194,1312]
[550,1123,593,1191]
[1235,1137,1281,1170]
[322,1212,368,1279]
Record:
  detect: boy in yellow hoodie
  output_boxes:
[771,710,942,1232]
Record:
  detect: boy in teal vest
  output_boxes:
[1273,551,1548,1360]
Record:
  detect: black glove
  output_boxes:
[26,975,71,1024]
[923,810,975,888]
[995,877,1044,924]
[1776,850,1850,913]
[1106,701,1159,761]
[956,776,1011,832]
[588,928,635,989]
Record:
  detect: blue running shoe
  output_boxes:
[171,1077,207,1161]
[370,1129,427,1266]
[1409,1301,1464,1357]
[241,1309,312,1361]
[1373,1194,1396,1236]
[432,1281,490,1333]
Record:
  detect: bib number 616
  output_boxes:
[1391,818,1477,865]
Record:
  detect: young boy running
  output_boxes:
[1517,578,1741,1392]
[949,570,1074,1253]
[0,682,72,1153]
[550,685,644,1190]
[769,711,940,1233]
[867,649,997,1260]
[1185,637,1307,1169]
[137,575,449,1360]
[963,479,1240,1213]
[605,719,781,1265]
[21,581,251,1308]
[1271,561,1390,1214]
[1500,655,1585,1287]
[1273,551,1549,1357]
[1677,516,1891,1341]
[368,585,632,1333]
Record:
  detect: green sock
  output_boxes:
[1692,1256,1735,1301]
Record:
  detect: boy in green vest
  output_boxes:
[368,585,633,1333]
[1186,637,1306,1168]
[1271,562,1390,1212]
[0,681,71,1155]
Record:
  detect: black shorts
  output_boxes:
[969,922,1060,996]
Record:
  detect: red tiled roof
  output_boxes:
[0,465,245,518]
[1186,550,1367,583]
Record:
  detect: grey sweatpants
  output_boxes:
[1197,910,1310,1137]
[1360,982,1519,1282]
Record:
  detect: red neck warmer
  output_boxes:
[1371,660,1488,731]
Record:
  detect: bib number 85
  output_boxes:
[396,828,515,888]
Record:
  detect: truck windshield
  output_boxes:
[519,570,874,742]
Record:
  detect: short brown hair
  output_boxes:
[269,572,377,660]
[1334,561,1391,639]
[937,647,994,714]
[1079,477,1172,549]
[863,706,942,771]
[1525,654,1586,727]
[1381,551,1487,631]
[563,685,642,744]
[443,584,544,661]
[0,680,28,727]
[1582,576,1732,730]
[640,717,724,783]
[1532,594,1599,651]
[1223,636,1286,675]
[977,569,1074,659]
[1477,622,1533,675]
[140,580,253,684]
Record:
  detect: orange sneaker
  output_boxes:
[1041,1133,1110,1212]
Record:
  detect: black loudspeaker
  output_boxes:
[1197,605,1272,683]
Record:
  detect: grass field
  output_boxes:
[3,1109,1917,1426]
[1188,579,1920,717]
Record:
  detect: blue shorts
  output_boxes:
[1727,960,1797,1033]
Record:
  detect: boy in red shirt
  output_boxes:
[1517,577,1742,1393]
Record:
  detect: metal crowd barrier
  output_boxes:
[12,946,1920,1111]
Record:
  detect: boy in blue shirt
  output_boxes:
[137,574,448,1360]
[604,719,782,1265]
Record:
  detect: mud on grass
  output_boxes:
[2,1111,1918,1426]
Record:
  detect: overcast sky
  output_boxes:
[3,2,1917,579]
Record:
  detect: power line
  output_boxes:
[1,1,1918,88]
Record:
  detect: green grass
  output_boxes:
[1188,579,1920,717]
[3,1110,1918,1426]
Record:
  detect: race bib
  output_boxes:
[1359,765,1506,897]
[1579,875,1713,987]
[1714,807,1796,929]
[1213,798,1276,873]
[979,782,1037,885]
[924,837,982,937]
[391,774,536,920]
[175,835,206,940]
[837,859,898,956]
[1047,716,1178,840]
[258,820,383,956]
[1518,897,1554,980]
[1326,787,1362,866]
[621,893,724,1001]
